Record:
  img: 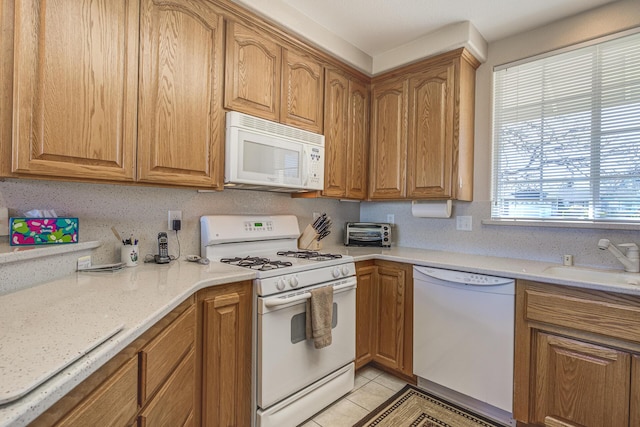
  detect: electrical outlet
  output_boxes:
[0,207,8,236]
[386,214,395,225]
[456,215,472,231]
[168,210,182,229]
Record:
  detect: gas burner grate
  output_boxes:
[220,256,292,271]
[277,250,343,261]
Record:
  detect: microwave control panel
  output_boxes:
[306,147,324,190]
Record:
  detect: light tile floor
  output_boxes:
[299,366,408,427]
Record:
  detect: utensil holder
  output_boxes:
[298,224,322,250]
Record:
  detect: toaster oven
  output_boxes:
[344,222,392,247]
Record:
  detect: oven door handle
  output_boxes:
[263,279,357,308]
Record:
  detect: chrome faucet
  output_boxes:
[598,239,640,273]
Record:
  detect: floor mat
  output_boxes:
[353,384,506,427]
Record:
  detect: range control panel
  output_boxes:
[244,221,274,232]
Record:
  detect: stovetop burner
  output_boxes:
[277,250,343,261]
[220,256,293,271]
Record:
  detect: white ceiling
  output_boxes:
[235,0,619,55]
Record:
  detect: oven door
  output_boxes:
[257,278,356,409]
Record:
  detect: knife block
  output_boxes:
[298,224,322,251]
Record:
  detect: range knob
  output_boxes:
[289,276,299,288]
[276,278,286,291]
[341,266,350,276]
[332,267,341,278]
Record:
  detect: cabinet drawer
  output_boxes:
[56,357,138,427]
[138,348,195,427]
[523,284,640,343]
[140,305,195,401]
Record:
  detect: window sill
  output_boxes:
[481,219,640,230]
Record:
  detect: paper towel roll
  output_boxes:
[411,200,452,218]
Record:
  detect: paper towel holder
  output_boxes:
[411,200,452,218]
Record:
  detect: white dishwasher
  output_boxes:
[413,266,515,422]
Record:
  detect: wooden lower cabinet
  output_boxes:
[631,355,640,427]
[531,332,630,427]
[515,280,640,427]
[138,348,196,427]
[355,261,377,368]
[197,281,252,427]
[355,260,414,380]
[32,279,254,427]
[56,357,138,427]
[35,299,196,427]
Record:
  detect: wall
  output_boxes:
[361,0,640,269]
[0,179,359,265]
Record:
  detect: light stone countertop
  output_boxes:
[3,244,640,427]
[322,244,640,296]
[0,260,255,427]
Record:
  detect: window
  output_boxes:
[492,30,640,223]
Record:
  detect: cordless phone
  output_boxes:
[154,232,171,264]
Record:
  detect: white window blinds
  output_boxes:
[492,30,640,223]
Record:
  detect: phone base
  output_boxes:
[154,255,171,264]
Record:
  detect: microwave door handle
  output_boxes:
[263,280,357,308]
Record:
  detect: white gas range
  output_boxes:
[201,215,356,427]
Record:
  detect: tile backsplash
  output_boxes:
[0,178,359,267]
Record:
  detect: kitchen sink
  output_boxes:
[543,265,640,286]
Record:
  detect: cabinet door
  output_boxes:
[406,63,455,199]
[138,348,195,427]
[532,332,630,427]
[199,282,252,427]
[225,21,281,122]
[57,357,138,427]
[322,69,349,198]
[631,355,640,427]
[12,0,138,181]
[374,265,406,371]
[139,305,195,402]
[369,78,408,199]
[137,0,224,188]
[346,78,369,199]
[355,263,377,369]
[281,48,324,133]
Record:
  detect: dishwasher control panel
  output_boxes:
[414,266,515,287]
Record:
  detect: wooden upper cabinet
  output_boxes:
[369,78,408,199]
[369,49,478,201]
[281,48,324,133]
[137,0,225,188]
[322,69,349,198]
[323,70,369,200]
[225,21,281,122]
[11,0,139,181]
[346,78,369,199]
[225,21,324,133]
[406,63,455,199]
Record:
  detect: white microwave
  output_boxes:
[225,111,325,192]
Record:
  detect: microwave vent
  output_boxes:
[229,111,324,146]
